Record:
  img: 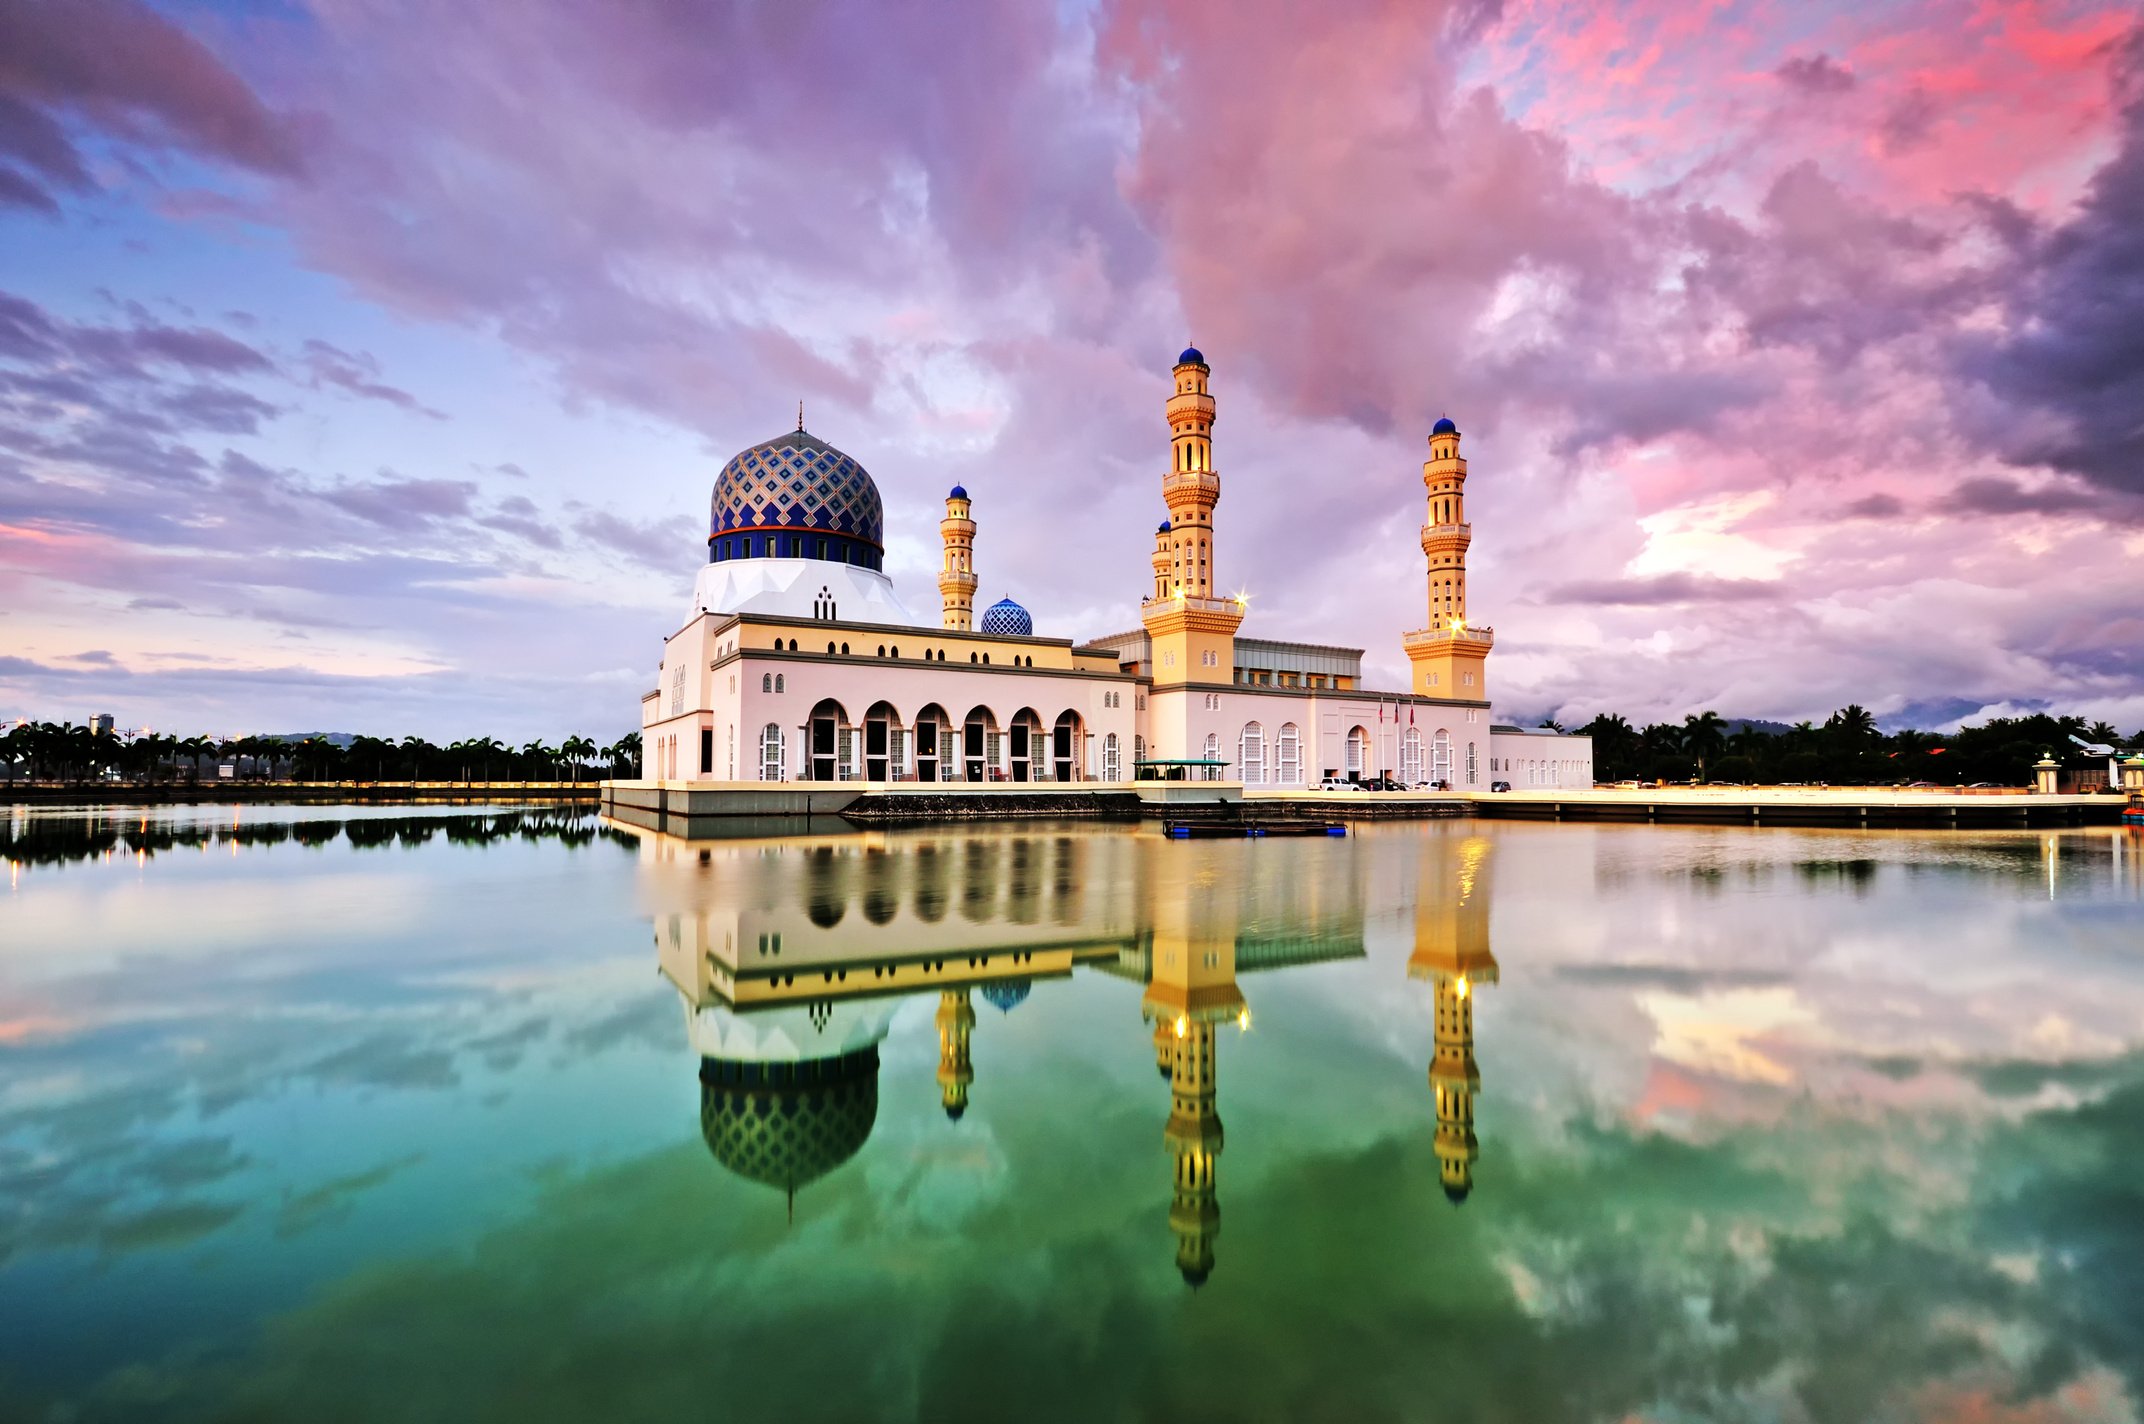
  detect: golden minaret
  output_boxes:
[1141,347,1243,688]
[936,987,975,1120]
[1142,855,1245,1285]
[1407,833,1499,1204]
[1402,419,1493,700]
[939,486,977,631]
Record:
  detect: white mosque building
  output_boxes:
[640,347,1591,790]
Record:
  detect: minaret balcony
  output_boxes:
[1422,522,1471,541]
[1404,624,1494,651]
[1143,592,1245,616]
[1163,471,1221,500]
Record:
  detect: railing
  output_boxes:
[1141,593,1246,615]
[1162,471,1220,496]
[1403,624,1494,648]
[1420,522,1471,541]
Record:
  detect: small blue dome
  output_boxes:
[948,484,968,500]
[1431,416,1458,435]
[1177,345,1206,367]
[1157,518,1172,534]
[980,980,1030,1014]
[980,598,1032,637]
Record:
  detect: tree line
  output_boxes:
[0,724,643,785]
[1565,707,2139,786]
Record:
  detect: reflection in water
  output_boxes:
[1409,834,1499,1204]
[1,807,616,866]
[629,821,1378,1286]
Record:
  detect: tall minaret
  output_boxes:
[1402,418,1493,701]
[936,986,975,1120]
[1408,832,1499,1205]
[1164,348,1218,599]
[939,485,977,631]
[1141,347,1243,698]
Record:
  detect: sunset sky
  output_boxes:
[2,0,2140,740]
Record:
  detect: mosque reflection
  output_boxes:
[616,815,1497,1283]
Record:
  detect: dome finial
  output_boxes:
[797,400,804,433]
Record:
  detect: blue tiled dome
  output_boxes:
[709,427,884,566]
[1177,346,1206,367]
[979,598,1032,637]
[1431,416,1458,435]
[980,980,1031,1014]
[1157,518,1171,534]
[948,484,968,500]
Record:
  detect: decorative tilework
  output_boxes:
[711,429,884,547]
[980,598,1033,637]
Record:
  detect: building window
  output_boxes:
[1345,727,1367,777]
[1277,722,1301,784]
[762,673,772,693]
[1401,727,1423,784]
[759,724,785,781]
[1203,732,1219,769]
[1239,722,1265,787]
[775,674,784,693]
[699,728,713,775]
[1466,741,1478,785]
[1103,733,1121,781]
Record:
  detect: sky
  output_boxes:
[1,0,2141,742]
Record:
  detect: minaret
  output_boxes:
[1142,851,1244,1287]
[939,485,977,631]
[1165,1017,1223,1286]
[936,987,975,1120]
[1408,833,1499,1205]
[1402,418,1493,701]
[1141,347,1243,698]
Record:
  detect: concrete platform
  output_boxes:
[1468,787,2124,826]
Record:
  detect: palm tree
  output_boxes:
[608,732,642,778]
[559,734,597,785]
[522,740,555,781]
[1681,710,1727,780]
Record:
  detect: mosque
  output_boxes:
[622,815,1497,1281]
[640,348,1593,790]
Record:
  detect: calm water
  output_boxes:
[3,805,2142,1423]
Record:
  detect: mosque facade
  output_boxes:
[641,348,1592,790]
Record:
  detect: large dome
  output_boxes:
[709,427,885,569]
[698,1047,880,1197]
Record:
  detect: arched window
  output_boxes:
[827,641,836,655]
[775,674,784,693]
[1466,741,1478,785]
[1401,726,1423,784]
[1432,729,1453,782]
[761,673,771,692]
[1277,723,1301,784]
[1238,722,1265,787]
[758,724,785,782]
[1134,735,1147,773]
[1202,732,1219,774]
[1345,727,1367,778]
[1102,732,1121,781]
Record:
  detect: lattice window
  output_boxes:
[1277,723,1301,784]
[1239,722,1265,786]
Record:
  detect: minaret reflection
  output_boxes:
[1407,833,1498,1205]
[936,987,975,1120]
[1140,850,1247,1289]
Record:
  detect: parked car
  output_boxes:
[1488,780,1512,792]
[1409,779,1451,791]
[1363,776,1407,791]
[1316,777,1366,792]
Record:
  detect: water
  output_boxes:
[3,805,2141,1423]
